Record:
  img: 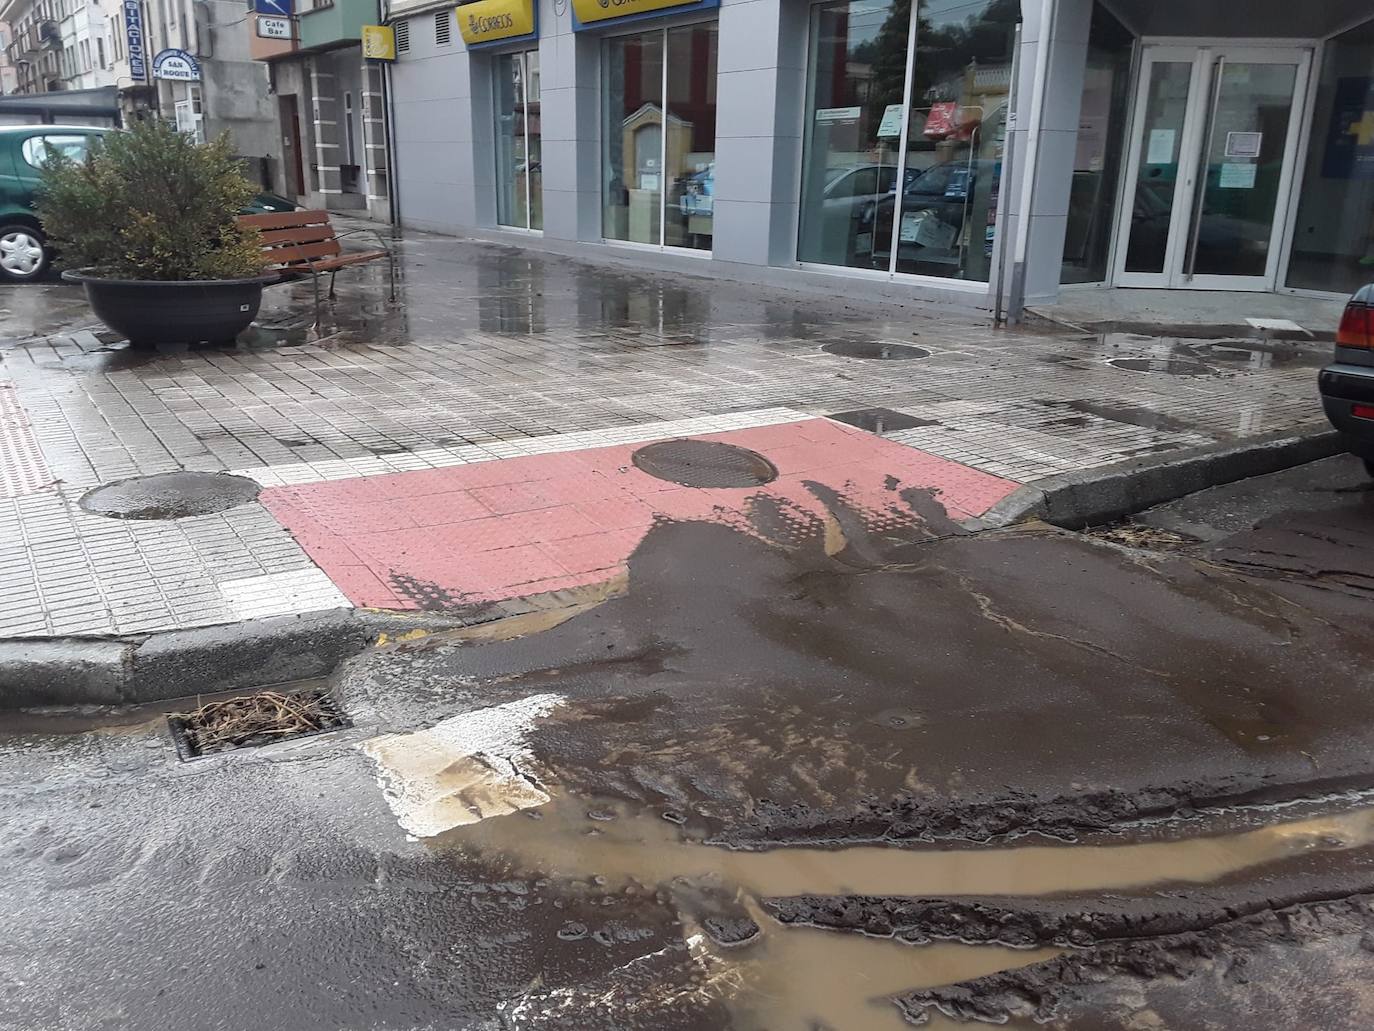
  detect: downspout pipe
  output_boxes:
[1006,0,1056,325]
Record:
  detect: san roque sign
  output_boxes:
[152,48,202,82]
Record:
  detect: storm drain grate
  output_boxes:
[167,689,350,760]
[828,408,938,433]
[822,340,929,360]
[632,439,778,488]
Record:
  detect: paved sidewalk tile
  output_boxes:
[262,418,1017,610]
[0,227,1334,638]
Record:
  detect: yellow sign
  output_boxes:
[361,25,396,61]
[457,0,535,47]
[570,0,704,25]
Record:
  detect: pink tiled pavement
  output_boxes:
[259,419,1019,611]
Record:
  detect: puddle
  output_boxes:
[437,794,1374,899]
[1108,357,1218,377]
[1041,399,1197,435]
[1186,339,1328,370]
[428,790,1374,1029]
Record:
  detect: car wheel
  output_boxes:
[0,225,50,282]
[1363,457,1374,479]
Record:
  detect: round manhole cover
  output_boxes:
[80,471,261,520]
[822,340,929,360]
[631,440,778,488]
[1108,357,1216,377]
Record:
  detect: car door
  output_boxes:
[0,134,27,220]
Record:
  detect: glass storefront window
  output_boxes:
[604,24,717,251]
[1287,17,1374,294]
[495,49,542,231]
[798,0,1016,282]
[1060,2,1133,284]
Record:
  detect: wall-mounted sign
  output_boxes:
[570,0,718,31]
[1224,131,1262,159]
[876,103,905,138]
[122,0,146,82]
[153,48,201,81]
[252,0,292,13]
[361,25,396,60]
[256,15,293,39]
[457,0,536,49]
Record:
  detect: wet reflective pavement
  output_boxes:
[6,460,1374,1028]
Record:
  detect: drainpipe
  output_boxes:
[1006,0,1057,325]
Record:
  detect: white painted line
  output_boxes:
[358,693,563,838]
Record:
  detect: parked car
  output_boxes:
[1318,284,1374,474]
[0,125,296,282]
[869,158,997,264]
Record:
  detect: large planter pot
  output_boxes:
[62,271,279,348]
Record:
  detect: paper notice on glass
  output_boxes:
[876,104,906,138]
[815,106,861,124]
[1146,129,1176,164]
[1218,163,1257,189]
[1225,131,1262,158]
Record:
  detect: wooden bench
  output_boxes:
[238,209,396,320]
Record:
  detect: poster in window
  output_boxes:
[1322,77,1374,181]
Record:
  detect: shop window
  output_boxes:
[798,0,1015,283]
[1061,2,1134,285]
[603,23,718,251]
[1286,16,1374,294]
[495,49,543,231]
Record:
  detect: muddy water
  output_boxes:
[433,795,1374,1028]
[438,795,1374,899]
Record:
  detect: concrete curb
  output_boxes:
[0,607,483,708]
[981,427,1345,530]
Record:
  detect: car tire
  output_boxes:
[0,224,50,282]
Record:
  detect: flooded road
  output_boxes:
[7,461,1374,1028]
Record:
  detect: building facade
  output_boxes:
[247,0,393,217]
[382,0,1374,311]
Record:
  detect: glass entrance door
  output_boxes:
[1113,45,1311,290]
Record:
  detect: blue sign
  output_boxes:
[252,0,292,15]
[122,0,145,82]
[153,48,201,82]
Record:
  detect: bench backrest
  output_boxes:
[238,210,342,269]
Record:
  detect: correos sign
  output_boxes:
[152,48,202,82]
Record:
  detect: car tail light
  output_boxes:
[1337,300,1374,348]
[1353,404,1374,420]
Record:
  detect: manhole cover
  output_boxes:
[631,439,778,488]
[822,341,929,360]
[167,689,350,760]
[829,407,938,433]
[1108,357,1216,376]
[79,471,261,519]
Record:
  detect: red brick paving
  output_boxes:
[260,419,1019,610]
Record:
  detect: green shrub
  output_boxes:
[37,120,263,281]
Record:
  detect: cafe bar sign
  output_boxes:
[457,0,537,49]
[571,0,718,30]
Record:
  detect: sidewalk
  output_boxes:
[0,226,1335,642]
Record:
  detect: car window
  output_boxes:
[909,163,952,196]
[877,166,897,192]
[841,168,878,198]
[20,134,93,169]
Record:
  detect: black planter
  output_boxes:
[62,271,279,348]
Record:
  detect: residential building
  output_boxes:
[247,0,394,216]
[379,0,1374,316]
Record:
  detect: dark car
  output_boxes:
[1318,284,1374,474]
[869,159,997,265]
[0,125,296,282]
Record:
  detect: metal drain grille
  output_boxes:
[167,689,350,760]
[80,471,261,520]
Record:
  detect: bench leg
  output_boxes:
[311,273,322,328]
[387,252,397,304]
[328,270,338,301]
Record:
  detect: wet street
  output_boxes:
[6,454,1374,1029]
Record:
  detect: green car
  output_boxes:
[0,124,297,282]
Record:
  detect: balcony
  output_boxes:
[297,0,373,52]
[38,19,60,49]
